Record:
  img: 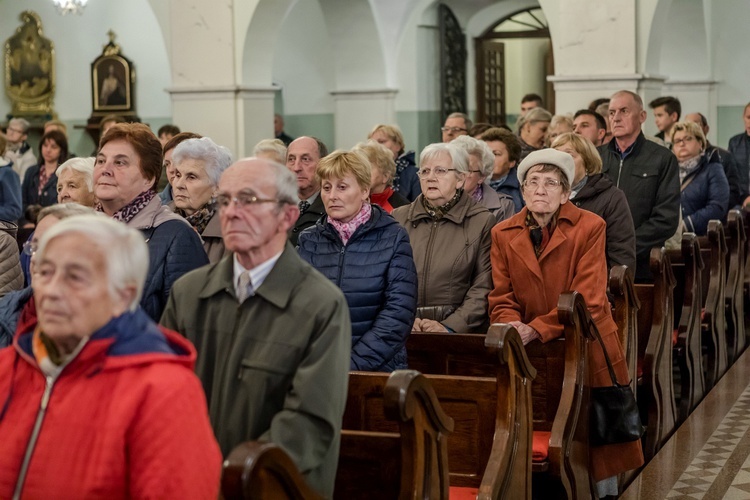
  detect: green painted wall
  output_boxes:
[717,105,746,148]
[396,110,442,157]
[284,113,335,152]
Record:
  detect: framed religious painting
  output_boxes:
[91,31,136,116]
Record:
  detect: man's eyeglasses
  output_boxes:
[440,127,467,133]
[216,193,282,209]
[22,241,37,256]
[673,136,696,146]
[522,178,562,191]
[417,167,458,178]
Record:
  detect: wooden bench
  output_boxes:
[634,247,677,461]
[698,220,728,389]
[609,265,640,395]
[725,210,746,362]
[668,233,706,423]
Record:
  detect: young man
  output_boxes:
[649,96,681,146]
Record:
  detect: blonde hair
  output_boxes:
[551,133,603,175]
[671,121,707,150]
[368,124,405,154]
[315,149,371,191]
[253,138,287,164]
[353,141,396,184]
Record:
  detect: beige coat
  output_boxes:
[393,192,495,332]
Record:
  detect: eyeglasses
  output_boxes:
[417,167,458,178]
[440,127,467,133]
[6,127,24,135]
[468,169,482,175]
[22,241,37,256]
[216,192,282,209]
[673,136,696,146]
[523,178,562,191]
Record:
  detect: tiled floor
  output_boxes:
[621,347,750,499]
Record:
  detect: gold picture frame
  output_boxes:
[91,31,136,115]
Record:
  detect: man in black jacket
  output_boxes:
[598,90,680,282]
[286,136,328,245]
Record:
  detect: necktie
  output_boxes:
[236,271,251,303]
[298,200,310,214]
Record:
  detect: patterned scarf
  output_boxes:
[471,184,484,202]
[678,154,703,183]
[178,203,216,234]
[489,174,509,192]
[96,190,156,224]
[32,325,88,378]
[422,189,463,220]
[525,209,558,258]
[329,203,372,245]
[38,165,51,196]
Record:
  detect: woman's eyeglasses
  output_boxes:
[522,178,562,191]
[417,167,458,179]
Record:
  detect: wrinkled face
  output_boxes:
[419,152,464,206]
[57,169,95,206]
[370,130,401,159]
[463,153,486,193]
[744,105,750,135]
[34,233,128,348]
[442,117,468,143]
[321,173,370,223]
[485,140,515,179]
[608,94,646,141]
[370,164,390,194]
[522,121,549,149]
[217,163,297,255]
[520,101,539,117]
[672,130,702,162]
[172,158,216,215]
[286,138,321,197]
[94,139,153,213]
[521,165,569,217]
[573,115,605,146]
[41,139,62,164]
[653,105,677,133]
[554,144,586,185]
[5,125,26,145]
[163,148,176,186]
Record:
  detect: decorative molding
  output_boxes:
[329,88,398,100]
[166,84,279,101]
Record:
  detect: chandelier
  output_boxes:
[52,0,88,15]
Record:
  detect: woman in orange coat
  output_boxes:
[488,148,644,498]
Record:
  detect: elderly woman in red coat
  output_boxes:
[488,148,644,498]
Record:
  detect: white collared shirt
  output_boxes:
[233,251,283,300]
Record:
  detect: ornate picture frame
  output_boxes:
[91,31,136,115]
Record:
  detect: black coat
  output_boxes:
[728,133,750,201]
[290,194,326,246]
[710,142,746,207]
[571,174,636,273]
[598,133,680,281]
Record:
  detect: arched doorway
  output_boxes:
[474,7,552,127]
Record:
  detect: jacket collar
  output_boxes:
[404,191,486,224]
[198,243,306,309]
[201,210,222,238]
[607,131,646,159]
[128,196,191,231]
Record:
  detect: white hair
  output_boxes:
[450,135,494,177]
[55,157,95,192]
[36,215,149,312]
[172,137,233,187]
[419,142,469,174]
[9,117,30,133]
[253,139,287,164]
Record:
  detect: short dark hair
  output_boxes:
[574,109,607,131]
[310,136,328,158]
[692,112,708,129]
[521,93,543,106]
[39,130,69,165]
[588,98,609,111]
[479,127,522,164]
[99,114,126,130]
[99,123,163,191]
[649,96,681,119]
[157,124,181,138]
[163,132,203,154]
[468,122,494,137]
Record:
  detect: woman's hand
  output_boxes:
[419,319,449,333]
[509,321,540,345]
[412,318,423,332]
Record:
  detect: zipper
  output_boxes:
[420,221,439,305]
[13,376,55,500]
[337,246,346,287]
[616,158,623,188]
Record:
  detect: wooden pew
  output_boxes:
[609,265,640,395]
[222,441,324,500]
[725,210,746,361]
[668,233,705,423]
[742,209,750,345]
[350,326,537,499]
[634,248,677,461]
[337,370,454,500]
[699,221,728,388]
[407,296,594,499]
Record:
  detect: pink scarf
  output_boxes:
[328,203,372,245]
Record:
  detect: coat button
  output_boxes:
[642,173,648,177]
[293,227,298,232]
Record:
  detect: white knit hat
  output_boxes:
[517,148,576,188]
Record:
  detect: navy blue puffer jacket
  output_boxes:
[297,205,417,372]
[681,155,729,236]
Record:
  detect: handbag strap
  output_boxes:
[586,316,621,386]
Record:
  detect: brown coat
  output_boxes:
[201,211,226,264]
[489,201,644,481]
[393,192,495,332]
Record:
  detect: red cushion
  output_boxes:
[450,487,478,500]
[532,431,551,462]
[673,328,678,346]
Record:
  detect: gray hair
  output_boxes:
[253,139,287,164]
[172,137,233,187]
[37,202,96,224]
[419,142,469,175]
[9,117,30,133]
[516,107,552,132]
[446,112,473,131]
[55,157,95,192]
[35,215,148,312]
[450,135,494,177]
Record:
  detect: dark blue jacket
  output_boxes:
[394,151,421,202]
[728,132,749,198]
[681,155,729,236]
[0,286,32,348]
[297,205,417,372]
[21,164,58,210]
[491,166,524,213]
[0,163,22,223]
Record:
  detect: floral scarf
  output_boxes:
[471,184,484,202]
[525,209,559,258]
[422,189,463,220]
[38,165,51,196]
[178,203,216,234]
[678,154,703,183]
[96,189,156,224]
[329,203,372,245]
